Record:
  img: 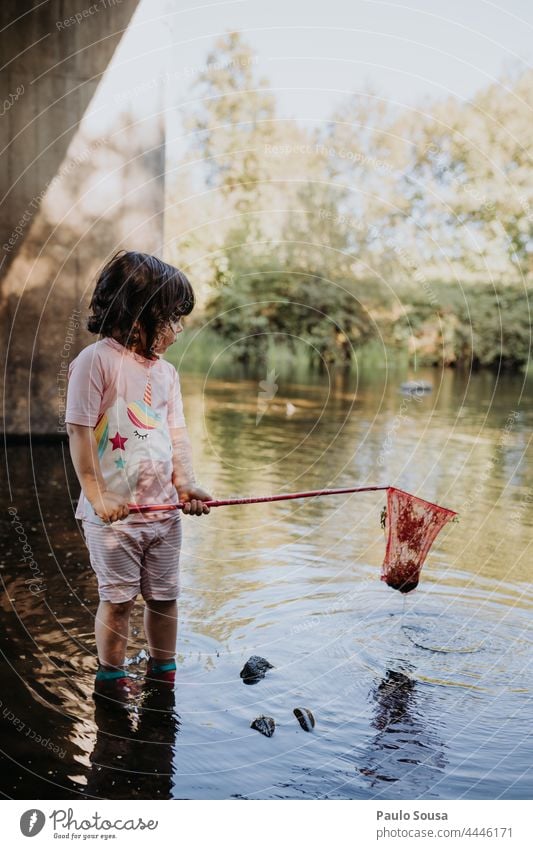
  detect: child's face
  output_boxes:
[138,316,184,356]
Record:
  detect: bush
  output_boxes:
[205,268,376,369]
[390,282,532,370]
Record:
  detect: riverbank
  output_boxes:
[169,280,532,377]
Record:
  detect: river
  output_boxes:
[1,365,531,799]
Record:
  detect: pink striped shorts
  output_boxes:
[81,516,182,603]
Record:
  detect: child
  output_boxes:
[65,250,212,704]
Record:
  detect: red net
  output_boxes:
[381,487,457,593]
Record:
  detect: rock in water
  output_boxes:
[250,715,275,737]
[240,655,274,684]
[400,380,432,395]
[293,707,315,731]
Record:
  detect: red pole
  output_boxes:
[127,484,390,513]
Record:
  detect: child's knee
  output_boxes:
[104,598,136,616]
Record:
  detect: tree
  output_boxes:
[165,32,532,371]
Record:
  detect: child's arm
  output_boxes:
[66,423,130,523]
[170,425,213,515]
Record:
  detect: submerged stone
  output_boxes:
[293,707,315,731]
[250,715,275,737]
[240,655,274,684]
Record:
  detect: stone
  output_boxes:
[239,655,274,684]
[250,715,275,737]
[399,380,433,394]
[293,707,315,731]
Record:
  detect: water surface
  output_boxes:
[1,365,531,799]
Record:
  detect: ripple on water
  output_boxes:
[402,622,494,655]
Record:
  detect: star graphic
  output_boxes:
[109,431,128,451]
[114,457,126,469]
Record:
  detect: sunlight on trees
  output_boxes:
[165,31,532,371]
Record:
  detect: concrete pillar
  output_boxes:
[1,0,168,434]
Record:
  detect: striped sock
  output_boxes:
[96,664,127,681]
[147,658,176,675]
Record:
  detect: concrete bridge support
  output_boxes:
[1,0,167,434]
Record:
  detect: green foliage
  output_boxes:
[387,282,532,369]
[166,31,533,373]
[205,254,375,368]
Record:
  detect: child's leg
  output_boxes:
[95,599,136,667]
[143,599,178,660]
[82,520,145,667]
[141,516,182,662]
[141,517,182,685]
[93,599,139,703]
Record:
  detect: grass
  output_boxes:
[165,326,410,380]
[164,327,234,376]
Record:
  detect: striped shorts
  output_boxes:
[81,515,182,603]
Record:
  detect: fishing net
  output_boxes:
[380,487,457,593]
[130,483,457,594]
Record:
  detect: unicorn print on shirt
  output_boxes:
[92,377,173,507]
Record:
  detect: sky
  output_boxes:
[161,0,533,120]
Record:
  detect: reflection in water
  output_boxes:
[359,667,447,796]
[87,687,180,799]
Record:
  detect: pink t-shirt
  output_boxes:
[65,336,186,525]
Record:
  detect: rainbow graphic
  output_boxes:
[126,400,161,430]
[94,413,109,457]
[126,379,161,430]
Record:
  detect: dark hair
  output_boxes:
[87,250,195,358]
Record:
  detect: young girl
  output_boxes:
[65,250,212,704]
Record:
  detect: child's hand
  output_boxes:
[175,482,213,516]
[91,490,130,523]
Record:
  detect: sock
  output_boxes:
[96,663,127,681]
[147,658,176,675]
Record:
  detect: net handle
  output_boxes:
[128,485,390,513]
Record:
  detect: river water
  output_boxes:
[1,365,532,799]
